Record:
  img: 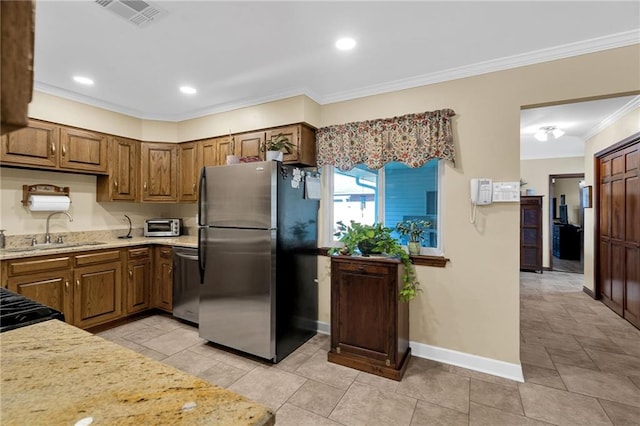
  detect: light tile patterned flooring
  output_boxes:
[97,271,640,425]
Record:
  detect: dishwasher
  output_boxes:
[173,247,200,324]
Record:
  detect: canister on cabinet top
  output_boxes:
[0,230,5,249]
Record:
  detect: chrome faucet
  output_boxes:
[44,211,73,244]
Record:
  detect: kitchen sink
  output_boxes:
[3,242,106,253]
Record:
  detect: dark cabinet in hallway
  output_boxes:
[520,196,544,273]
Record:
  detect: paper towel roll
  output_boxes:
[29,195,71,211]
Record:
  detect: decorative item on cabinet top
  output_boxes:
[22,184,72,211]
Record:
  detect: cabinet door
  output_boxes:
[59,127,108,173]
[141,142,178,202]
[520,196,543,272]
[331,260,395,365]
[154,246,173,312]
[7,270,74,325]
[1,119,59,168]
[234,131,264,158]
[266,125,300,164]
[126,256,151,314]
[201,136,234,166]
[97,137,138,201]
[73,261,122,328]
[178,142,200,202]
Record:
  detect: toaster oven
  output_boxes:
[144,218,182,237]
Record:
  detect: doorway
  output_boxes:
[548,173,585,273]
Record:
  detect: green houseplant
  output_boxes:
[395,219,431,255]
[262,133,295,160]
[329,220,421,302]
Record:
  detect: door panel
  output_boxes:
[625,247,640,327]
[200,227,275,360]
[74,262,122,328]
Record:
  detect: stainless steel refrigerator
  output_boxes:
[197,160,319,362]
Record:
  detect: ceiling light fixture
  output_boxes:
[179,86,197,95]
[73,76,94,86]
[534,126,565,142]
[335,37,356,51]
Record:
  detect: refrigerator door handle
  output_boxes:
[198,167,207,226]
[198,227,206,284]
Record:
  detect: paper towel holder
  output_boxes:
[22,184,71,207]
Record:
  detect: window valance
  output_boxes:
[316,109,456,171]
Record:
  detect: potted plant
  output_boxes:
[262,133,294,161]
[395,219,431,255]
[329,220,421,302]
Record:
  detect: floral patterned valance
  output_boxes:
[316,109,456,171]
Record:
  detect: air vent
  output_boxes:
[95,0,167,28]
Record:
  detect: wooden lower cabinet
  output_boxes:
[7,270,74,325]
[125,247,151,314]
[73,261,122,329]
[153,246,173,312]
[328,256,410,381]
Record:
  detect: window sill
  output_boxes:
[318,247,449,268]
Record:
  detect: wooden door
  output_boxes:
[73,261,122,328]
[59,127,108,173]
[97,137,138,201]
[234,131,264,159]
[520,196,543,272]
[1,119,59,168]
[178,142,200,202]
[7,271,73,324]
[597,137,640,328]
[153,246,173,312]
[126,257,151,314]
[141,142,178,202]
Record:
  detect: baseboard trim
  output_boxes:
[409,341,524,382]
[316,321,330,335]
[316,321,524,382]
[583,286,596,299]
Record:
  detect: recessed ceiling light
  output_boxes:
[73,76,94,85]
[180,86,197,95]
[336,37,356,51]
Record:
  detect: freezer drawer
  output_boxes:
[199,227,276,360]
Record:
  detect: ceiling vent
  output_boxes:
[95,0,167,28]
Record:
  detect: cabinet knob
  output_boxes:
[143,182,147,192]
[168,268,172,276]
[50,142,56,156]
[65,281,69,290]
[114,179,119,189]
[61,144,66,157]
[192,183,196,193]
[129,270,133,279]
[76,279,80,288]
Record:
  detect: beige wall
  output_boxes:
[520,157,584,267]
[318,45,639,364]
[2,45,638,367]
[583,107,640,292]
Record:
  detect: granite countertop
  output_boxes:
[0,320,275,426]
[0,235,198,261]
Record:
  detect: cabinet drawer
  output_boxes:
[6,255,72,276]
[74,250,121,267]
[158,247,172,258]
[337,262,390,276]
[128,247,150,259]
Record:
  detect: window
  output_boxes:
[323,160,443,256]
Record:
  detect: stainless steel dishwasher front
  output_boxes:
[173,246,200,324]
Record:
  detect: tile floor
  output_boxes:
[97,271,640,425]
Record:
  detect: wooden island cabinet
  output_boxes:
[328,256,410,381]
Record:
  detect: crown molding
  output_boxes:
[582,95,640,141]
[320,30,640,105]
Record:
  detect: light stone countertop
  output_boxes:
[0,320,275,426]
[0,235,198,261]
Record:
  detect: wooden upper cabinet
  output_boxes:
[201,136,233,167]
[178,141,200,202]
[234,131,264,158]
[97,136,138,202]
[59,127,108,173]
[1,1,35,135]
[1,119,59,168]
[140,142,178,202]
[266,123,316,166]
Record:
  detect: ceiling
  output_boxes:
[34,1,639,123]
